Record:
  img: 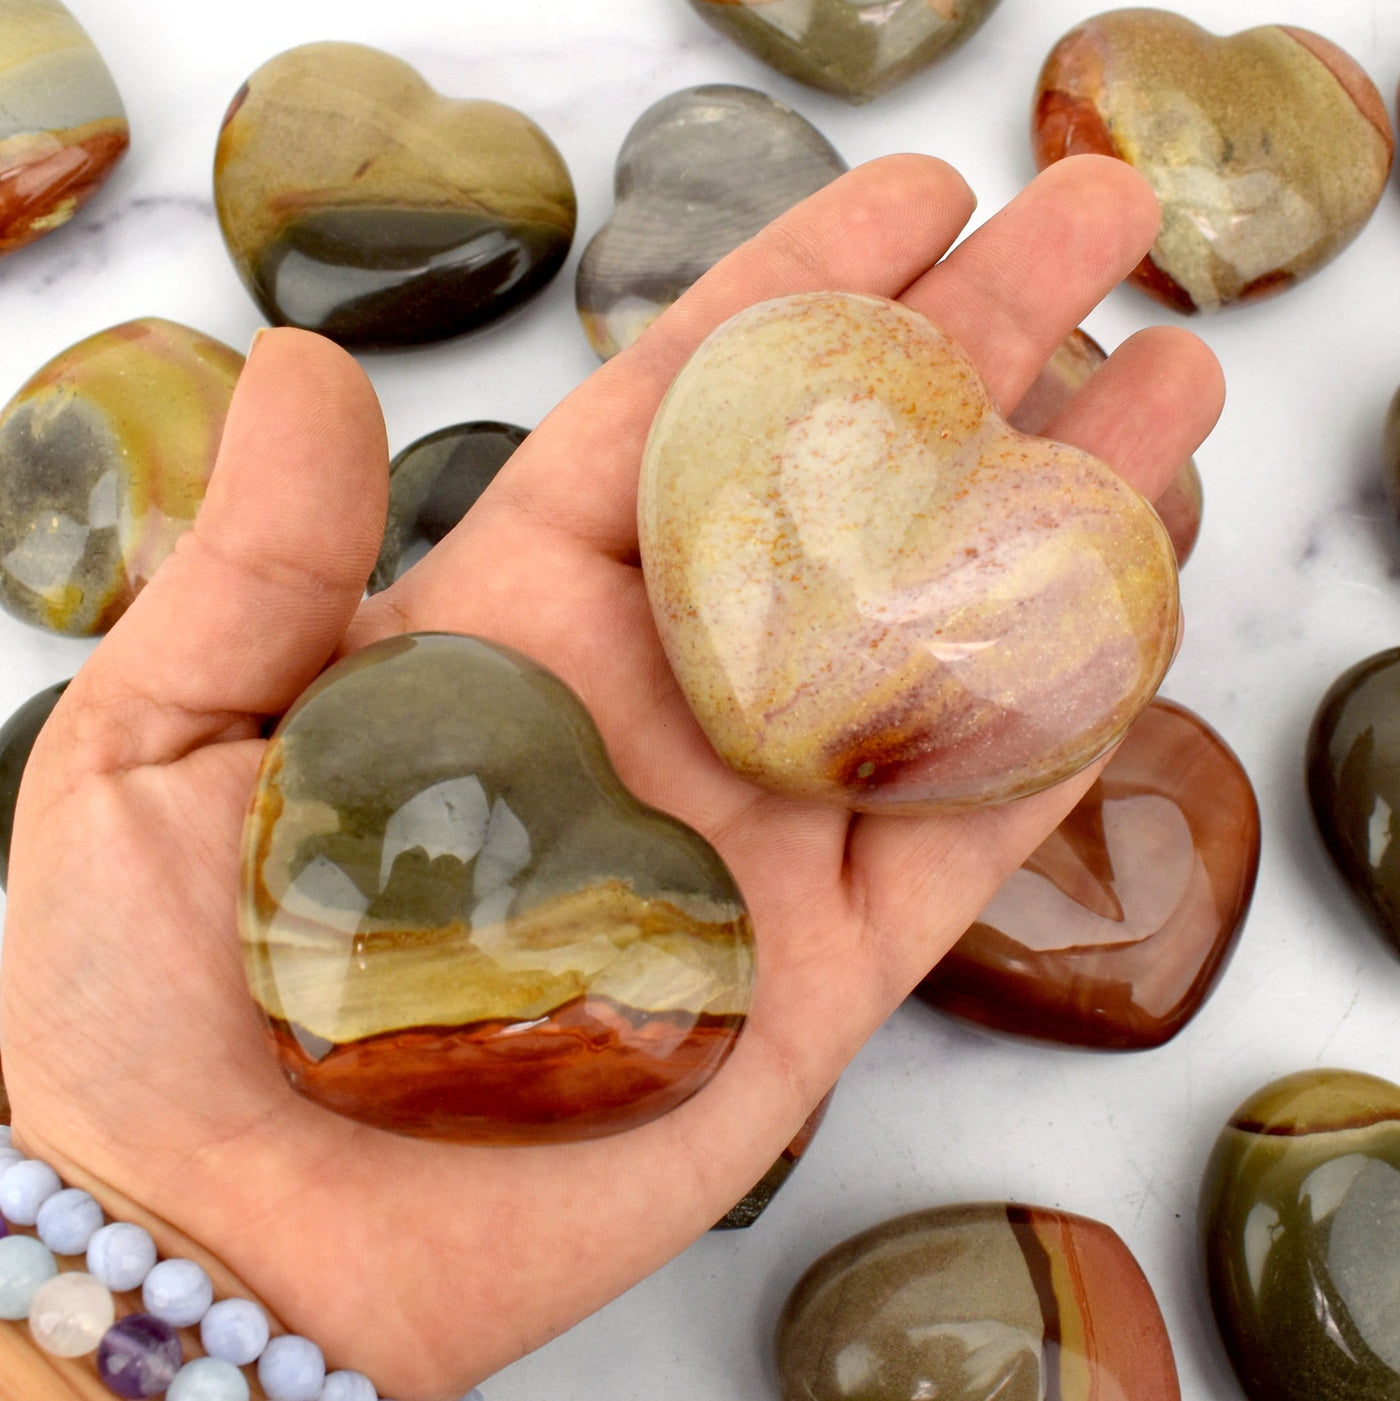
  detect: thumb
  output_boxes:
[54,328,388,772]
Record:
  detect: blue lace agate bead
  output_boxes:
[200,1296,270,1366]
[142,1257,214,1327]
[87,1220,157,1291]
[320,1370,377,1401]
[36,1186,104,1254]
[0,1157,61,1224]
[258,1334,326,1401]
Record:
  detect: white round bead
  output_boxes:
[258,1334,326,1401]
[27,1270,114,1357]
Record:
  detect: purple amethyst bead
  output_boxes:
[96,1313,182,1398]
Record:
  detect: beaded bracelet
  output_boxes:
[0,1128,484,1401]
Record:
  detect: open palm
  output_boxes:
[2,154,1222,1400]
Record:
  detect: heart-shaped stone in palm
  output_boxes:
[639,292,1178,810]
[240,633,754,1144]
[1034,12,1393,312]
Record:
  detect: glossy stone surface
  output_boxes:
[715,1089,833,1230]
[687,0,1001,104]
[1202,1068,1400,1399]
[215,43,576,349]
[917,700,1258,1048]
[369,422,527,594]
[1307,648,1400,954]
[0,319,243,636]
[0,679,65,890]
[776,1202,1179,1400]
[640,291,1179,811]
[1012,329,1202,565]
[576,85,845,360]
[1034,13,1393,312]
[1383,385,1400,520]
[240,632,754,1144]
[0,0,128,257]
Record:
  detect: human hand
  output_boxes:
[1,153,1223,1400]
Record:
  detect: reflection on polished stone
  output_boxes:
[917,700,1258,1048]
[686,0,1001,103]
[240,633,754,1144]
[0,679,66,891]
[369,422,528,593]
[1307,647,1400,955]
[0,319,243,635]
[576,86,844,360]
[1012,329,1202,565]
[777,1202,1179,1400]
[639,291,1178,810]
[1202,1068,1400,1400]
[1034,13,1393,312]
[715,1089,833,1230]
[215,43,576,349]
[1383,386,1400,520]
[0,0,128,257]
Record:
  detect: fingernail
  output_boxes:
[247,326,272,360]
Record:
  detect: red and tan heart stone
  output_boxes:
[639,292,1179,811]
[1034,11,1393,313]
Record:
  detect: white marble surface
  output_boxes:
[3,0,1400,1396]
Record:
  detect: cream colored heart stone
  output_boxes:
[639,292,1179,810]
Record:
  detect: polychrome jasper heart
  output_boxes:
[1012,329,1202,565]
[1202,1068,1400,1400]
[0,318,243,636]
[639,292,1179,810]
[368,421,528,594]
[0,679,67,891]
[214,43,577,349]
[916,700,1259,1048]
[776,1202,1180,1400]
[1307,647,1400,955]
[576,85,844,360]
[239,633,754,1144]
[686,0,1001,104]
[1034,12,1393,313]
[0,0,128,257]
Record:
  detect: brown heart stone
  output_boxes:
[1034,12,1393,312]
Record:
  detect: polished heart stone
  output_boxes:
[576,85,844,360]
[687,0,1001,104]
[1034,13,1393,312]
[715,1089,833,1230]
[0,679,66,891]
[1012,329,1202,565]
[776,1202,1179,1400]
[0,319,243,636]
[240,632,754,1144]
[1307,648,1400,954]
[1202,1068,1400,1400]
[640,291,1179,810]
[916,699,1259,1048]
[369,422,528,594]
[215,43,577,350]
[0,0,128,257]
[1383,386,1400,520]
